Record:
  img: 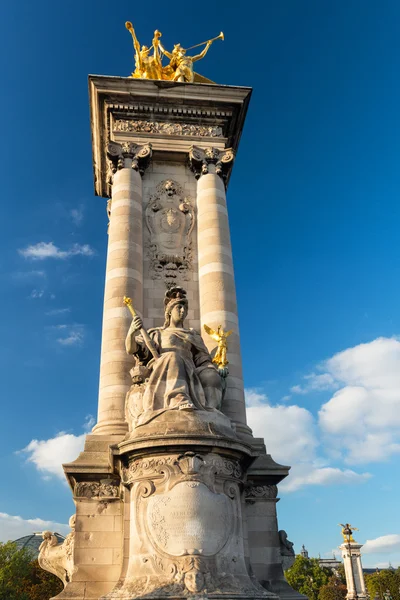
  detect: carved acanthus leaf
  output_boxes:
[188,145,235,184]
[107,141,152,177]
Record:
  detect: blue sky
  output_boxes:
[1,0,399,569]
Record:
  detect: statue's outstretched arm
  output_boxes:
[191,41,212,63]
[158,41,173,60]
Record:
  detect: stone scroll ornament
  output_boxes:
[145,179,195,282]
[105,140,152,198]
[188,145,235,185]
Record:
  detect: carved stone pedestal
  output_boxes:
[103,432,273,600]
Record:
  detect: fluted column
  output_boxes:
[93,141,152,436]
[189,146,252,440]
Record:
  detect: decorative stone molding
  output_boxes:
[145,179,195,282]
[244,484,278,500]
[114,119,223,138]
[121,453,242,486]
[188,145,235,184]
[107,140,152,176]
[38,515,76,587]
[74,479,120,499]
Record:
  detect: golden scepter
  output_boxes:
[123,296,159,360]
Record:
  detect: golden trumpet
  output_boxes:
[186,32,224,51]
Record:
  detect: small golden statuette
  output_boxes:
[204,324,233,369]
[339,523,358,543]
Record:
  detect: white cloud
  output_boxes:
[245,389,370,492]
[317,337,400,464]
[52,323,85,346]
[0,512,70,543]
[46,308,71,316]
[363,535,400,554]
[12,270,46,282]
[19,241,94,260]
[29,289,44,299]
[70,206,84,226]
[19,416,93,479]
[291,372,338,395]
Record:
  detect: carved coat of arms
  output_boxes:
[145,179,195,282]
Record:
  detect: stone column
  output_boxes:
[189,146,251,440]
[93,141,152,437]
[340,541,368,600]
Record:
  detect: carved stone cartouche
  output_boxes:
[145,179,195,282]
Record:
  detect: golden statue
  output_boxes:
[204,324,233,369]
[125,23,163,80]
[125,23,224,83]
[339,523,358,543]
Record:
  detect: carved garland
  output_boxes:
[244,484,278,500]
[114,119,223,138]
[74,480,120,499]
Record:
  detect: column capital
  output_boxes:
[107,141,152,176]
[188,145,235,184]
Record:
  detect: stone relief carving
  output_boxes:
[188,145,235,184]
[38,514,76,587]
[145,179,195,282]
[244,484,278,499]
[114,119,223,137]
[74,479,120,498]
[107,450,268,599]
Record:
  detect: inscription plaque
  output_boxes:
[147,482,232,557]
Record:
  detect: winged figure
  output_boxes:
[204,324,233,369]
[339,523,358,543]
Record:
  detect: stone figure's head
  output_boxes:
[163,287,188,328]
[140,45,149,55]
[184,569,205,593]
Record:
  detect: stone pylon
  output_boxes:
[340,541,368,600]
[41,77,303,600]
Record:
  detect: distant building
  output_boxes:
[13,532,65,558]
[319,557,342,570]
[300,545,309,558]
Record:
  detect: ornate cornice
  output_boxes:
[107,141,152,176]
[188,145,235,184]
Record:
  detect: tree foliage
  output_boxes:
[319,576,347,600]
[285,555,331,600]
[365,568,400,600]
[0,542,62,600]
